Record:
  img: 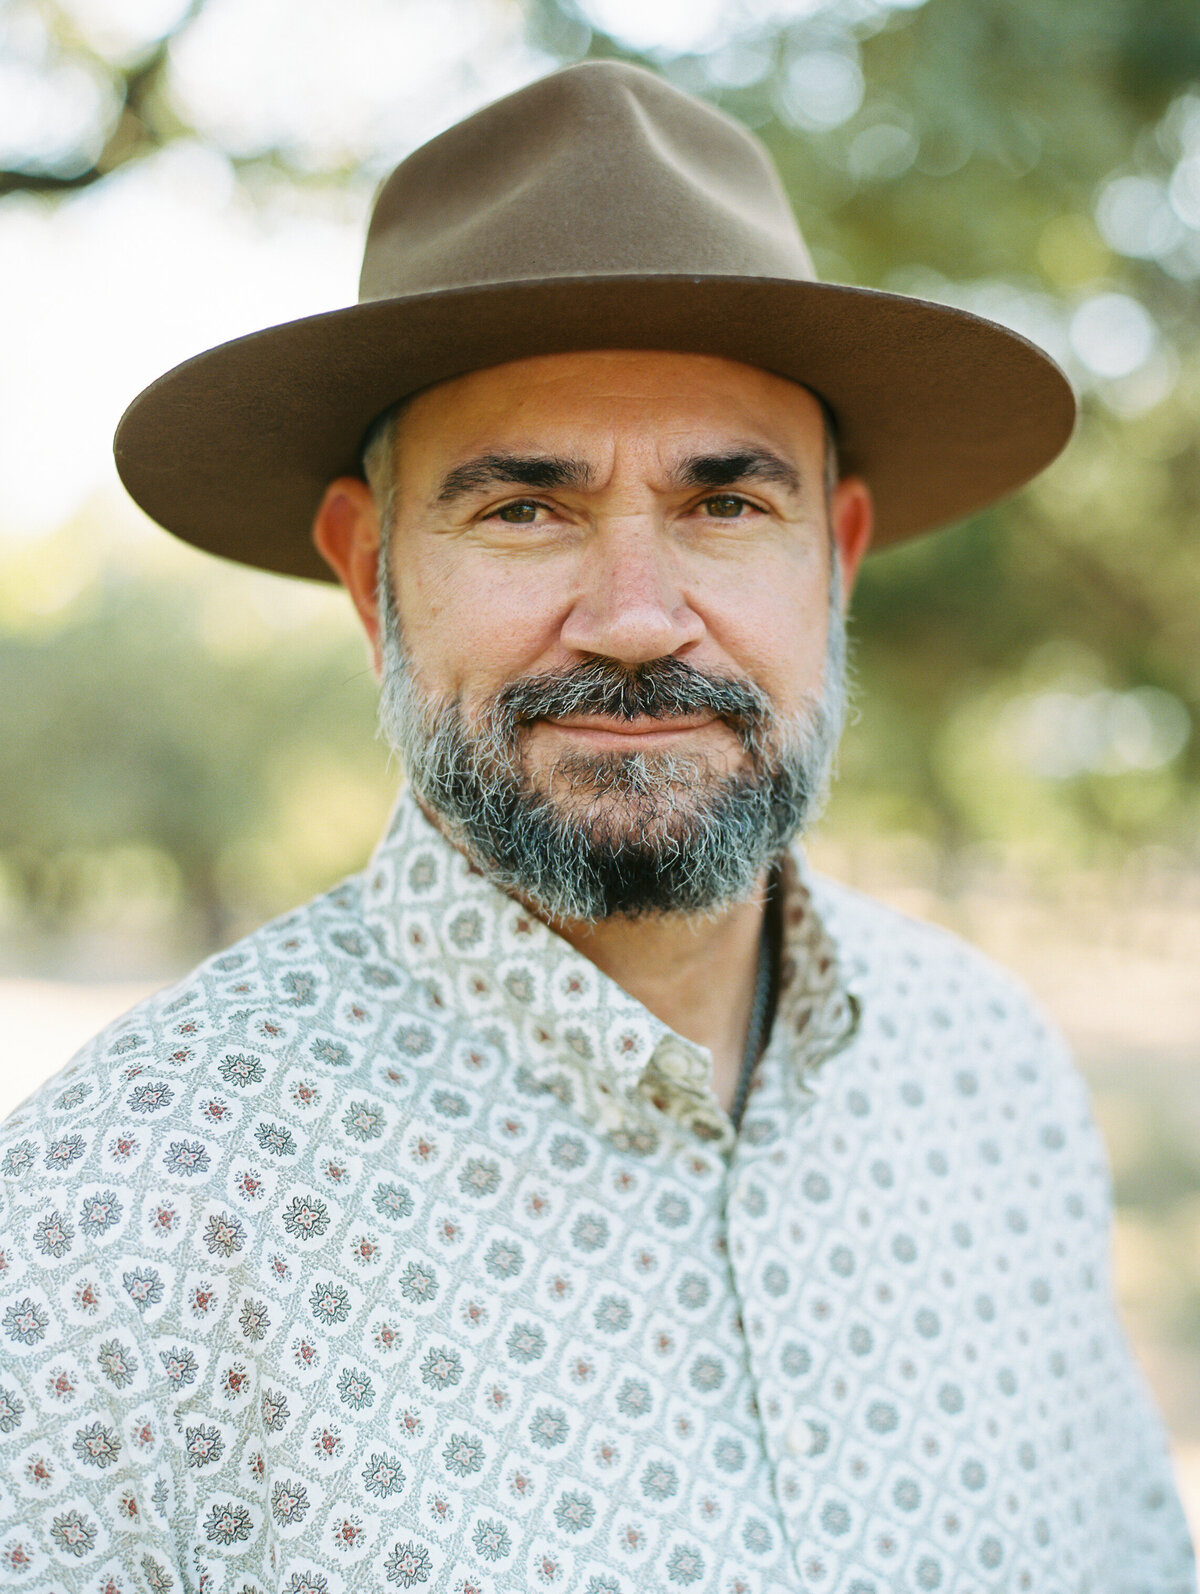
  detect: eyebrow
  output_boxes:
[670,447,802,496]
[434,453,594,504]
[431,444,804,507]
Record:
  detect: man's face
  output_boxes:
[336,349,872,921]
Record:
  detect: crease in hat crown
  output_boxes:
[112,55,1076,581]
[358,61,818,300]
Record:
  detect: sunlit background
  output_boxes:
[2,0,1198,1539]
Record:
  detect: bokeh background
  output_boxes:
[2,0,1198,1535]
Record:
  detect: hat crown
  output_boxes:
[359,60,816,301]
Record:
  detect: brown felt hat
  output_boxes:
[114,59,1076,583]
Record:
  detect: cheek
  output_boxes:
[708,566,832,708]
[753,619,830,713]
[391,551,568,697]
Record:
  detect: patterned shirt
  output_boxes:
[0,790,1193,1594]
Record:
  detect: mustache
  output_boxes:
[490,656,772,743]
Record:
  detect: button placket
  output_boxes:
[727,1071,813,1566]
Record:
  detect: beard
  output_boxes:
[376,561,848,924]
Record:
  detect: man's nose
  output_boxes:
[558,518,706,664]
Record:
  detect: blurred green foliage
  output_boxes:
[1,0,1198,947]
[0,527,389,949]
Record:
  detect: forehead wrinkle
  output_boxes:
[433,452,595,505]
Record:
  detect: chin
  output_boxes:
[528,758,743,850]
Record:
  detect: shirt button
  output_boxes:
[785,1416,815,1457]
[655,1042,705,1086]
[654,1046,681,1082]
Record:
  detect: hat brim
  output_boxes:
[113,275,1075,583]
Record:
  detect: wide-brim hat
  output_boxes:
[114,60,1076,583]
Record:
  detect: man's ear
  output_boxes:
[829,475,874,605]
[312,477,384,674]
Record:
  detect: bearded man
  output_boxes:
[0,60,1193,1594]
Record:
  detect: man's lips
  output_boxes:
[536,713,722,746]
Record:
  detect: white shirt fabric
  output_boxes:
[0,790,1193,1594]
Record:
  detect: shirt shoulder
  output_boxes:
[806,872,1102,1150]
[810,872,1066,1042]
[0,865,442,1196]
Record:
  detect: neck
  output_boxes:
[553,881,769,1115]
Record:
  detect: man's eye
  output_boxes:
[493,500,541,523]
[702,494,749,518]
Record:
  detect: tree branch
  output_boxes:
[0,0,207,200]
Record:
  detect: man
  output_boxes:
[0,59,1192,1594]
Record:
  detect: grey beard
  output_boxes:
[376,564,847,924]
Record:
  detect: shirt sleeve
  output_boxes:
[1025,1008,1196,1593]
[1101,1341,1198,1592]
[0,1037,200,1592]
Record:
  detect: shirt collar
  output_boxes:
[360,788,857,1154]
